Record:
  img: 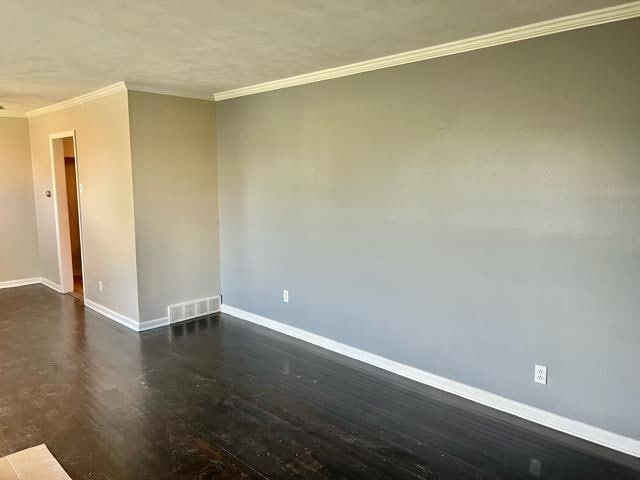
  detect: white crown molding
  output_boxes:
[26,82,127,118]
[0,277,41,289]
[126,83,213,101]
[214,1,640,101]
[221,304,640,458]
[24,81,214,119]
[0,111,27,119]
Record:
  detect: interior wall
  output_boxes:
[28,91,140,321]
[216,19,640,440]
[128,91,220,322]
[0,117,40,283]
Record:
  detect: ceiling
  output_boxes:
[0,0,627,114]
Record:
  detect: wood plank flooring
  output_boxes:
[1,284,639,479]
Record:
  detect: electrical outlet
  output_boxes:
[98,280,103,293]
[534,365,547,385]
[283,290,289,303]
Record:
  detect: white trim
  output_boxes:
[70,133,88,300]
[40,277,62,293]
[221,304,640,458]
[126,83,213,101]
[139,317,170,332]
[0,277,41,289]
[24,81,211,119]
[26,82,127,118]
[49,131,79,294]
[214,1,640,101]
[84,299,140,332]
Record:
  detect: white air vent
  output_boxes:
[208,297,220,312]
[168,304,185,323]
[184,302,196,318]
[167,296,221,325]
[196,300,208,315]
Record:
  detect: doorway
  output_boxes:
[49,131,84,301]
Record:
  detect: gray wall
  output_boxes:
[217,19,640,440]
[129,91,220,322]
[0,117,40,282]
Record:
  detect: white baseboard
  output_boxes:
[0,277,41,289]
[84,299,140,332]
[39,277,62,292]
[0,276,63,293]
[221,304,640,458]
[7,277,205,334]
[80,300,170,333]
[139,317,169,332]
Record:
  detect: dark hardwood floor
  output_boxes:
[1,285,639,479]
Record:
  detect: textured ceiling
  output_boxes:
[0,0,625,113]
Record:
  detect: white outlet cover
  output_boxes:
[534,365,547,385]
[283,290,289,303]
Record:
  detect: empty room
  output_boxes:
[1,1,639,479]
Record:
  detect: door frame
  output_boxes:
[49,130,86,295]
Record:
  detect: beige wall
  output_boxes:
[28,91,140,320]
[0,117,40,282]
[128,91,220,321]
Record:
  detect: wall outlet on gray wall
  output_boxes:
[283,290,289,303]
[535,365,547,385]
[98,280,103,293]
